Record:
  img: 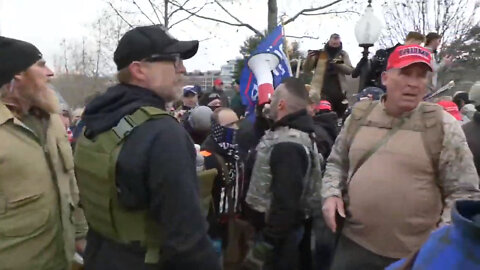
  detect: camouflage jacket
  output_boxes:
[322,106,480,224]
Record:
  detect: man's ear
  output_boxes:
[13,72,25,82]
[278,99,286,110]
[128,62,146,81]
[381,71,388,86]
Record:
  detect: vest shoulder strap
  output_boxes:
[420,102,444,175]
[346,100,378,147]
[111,106,170,141]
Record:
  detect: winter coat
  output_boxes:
[303,45,353,98]
[0,103,87,269]
[312,111,339,162]
[79,83,220,270]
[386,200,480,270]
[261,110,316,243]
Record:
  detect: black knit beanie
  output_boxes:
[0,36,42,86]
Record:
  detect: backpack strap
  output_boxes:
[420,103,444,179]
[345,100,378,148]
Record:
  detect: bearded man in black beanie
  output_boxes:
[303,34,353,118]
[0,36,88,269]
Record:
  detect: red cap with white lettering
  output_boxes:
[387,45,432,71]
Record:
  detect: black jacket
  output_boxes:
[462,111,480,179]
[263,110,315,244]
[312,111,339,163]
[81,84,220,270]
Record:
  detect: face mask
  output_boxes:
[211,121,236,148]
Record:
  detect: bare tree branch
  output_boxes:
[108,2,133,28]
[283,0,344,25]
[132,0,157,24]
[301,10,359,16]
[168,1,209,29]
[148,0,162,24]
[214,0,244,25]
[169,0,264,36]
[168,0,192,20]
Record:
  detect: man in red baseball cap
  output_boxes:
[322,44,479,270]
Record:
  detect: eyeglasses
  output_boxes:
[143,53,184,72]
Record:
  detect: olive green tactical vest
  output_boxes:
[245,126,323,219]
[75,106,171,264]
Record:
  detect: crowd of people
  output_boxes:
[0,23,479,270]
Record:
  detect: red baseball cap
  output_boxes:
[214,78,223,86]
[437,100,462,121]
[387,45,433,71]
[314,100,332,112]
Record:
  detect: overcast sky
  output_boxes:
[1,0,389,73]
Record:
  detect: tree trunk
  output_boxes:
[164,0,169,28]
[267,0,278,33]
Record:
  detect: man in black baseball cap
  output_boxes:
[75,25,220,270]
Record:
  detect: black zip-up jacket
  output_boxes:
[463,111,480,178]
[312,111,339,162]
[80,83,220,270]
[262,110,316,244]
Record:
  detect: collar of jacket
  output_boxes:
[0,102,14,125]
[0,102,45,137]
[272,109,315,133]
[451,200,480,241]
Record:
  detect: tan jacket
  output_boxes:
[0,103,87,269]
[322,102,479,258]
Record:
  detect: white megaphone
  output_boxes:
[247,52,280,105]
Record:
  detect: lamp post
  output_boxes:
[354,0,383,58]
[354,0,383,92]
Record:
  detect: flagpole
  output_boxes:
[280,17,293,76]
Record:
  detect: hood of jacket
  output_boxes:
[83,83,166,137]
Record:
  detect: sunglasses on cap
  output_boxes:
[142,53,183,71]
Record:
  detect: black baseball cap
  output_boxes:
[114,25,199,70]
[0,36,43,86]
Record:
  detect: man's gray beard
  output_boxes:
[27,86,60,114]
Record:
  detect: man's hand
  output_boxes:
[322,196,346,233]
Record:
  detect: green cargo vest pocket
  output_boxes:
[0,207,50,237]
[58,141,74,172]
